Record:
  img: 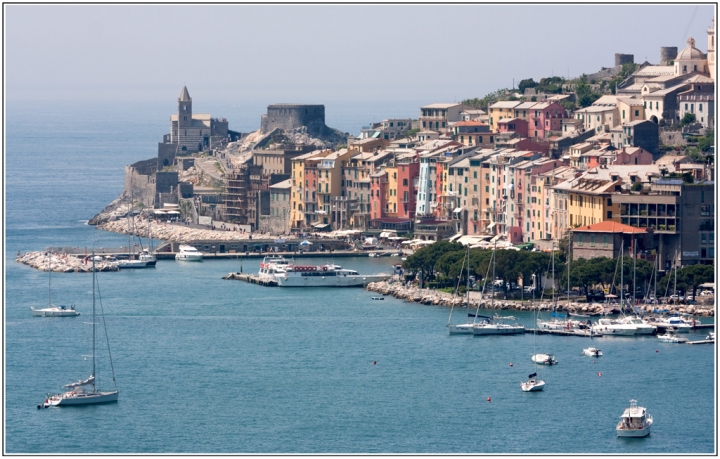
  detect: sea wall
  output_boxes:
[365,281,714,316]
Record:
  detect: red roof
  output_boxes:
[572,221,648,234]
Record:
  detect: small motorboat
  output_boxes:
[582,347,602,357]
[706,332,715,341]
[371,297,385,301]
[531,353,558,365]
[616,399,652,437]
[657,333,688,343]
[520,372,545,392]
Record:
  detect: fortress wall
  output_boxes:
[261,104,325,133]
[124,163,157,208]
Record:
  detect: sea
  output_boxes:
[4,99,716,454]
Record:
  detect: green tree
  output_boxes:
[657,264,714,300]
[403,241,464,287]
[681,113,697,126]
[406,128,420,138]
[518,78,537,94]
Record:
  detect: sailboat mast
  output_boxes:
[567,235,571,307]
[92,254,96,392]
[633,234,636,307]
[466,245,470,305]
[674,250,678,301]
[552,240,556,310]
[491,240,496,311]
[620,239,624,308]
[47,253,51,307]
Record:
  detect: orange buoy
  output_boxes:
[509,363,513,367]
[487,397,491,402]
[598,372,602,377]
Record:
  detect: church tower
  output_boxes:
[178,86,192,129]
[708,17,715,81]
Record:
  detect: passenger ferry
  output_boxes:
[258,256,390,287]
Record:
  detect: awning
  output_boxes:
[448,233,463,242]
[699,282,714,289]
[487,222,497,230]
[315,210,327,214]
[453,207,463,213]
[312,222,331,229]
[371,131,381,138]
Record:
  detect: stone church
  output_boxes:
[157,86,229,168]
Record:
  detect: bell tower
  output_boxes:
[178,86,192,128]
[708,17,715,80]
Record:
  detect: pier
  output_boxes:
[525,329,602,338]
[222,272,277,286]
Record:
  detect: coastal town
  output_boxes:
[18,20,715,317]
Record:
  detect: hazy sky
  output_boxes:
[4,3,716,105]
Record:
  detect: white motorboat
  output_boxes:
[582,347,602,358]
[654,316,692,333]
[537,318,582,331]
[531,353,558,365]
[657,333,688,343]
[139,249,156,266]
[616,316,657,335]
[591,318,637,336]
[175,244,203,261]
[274,263,390,287]
[40,255,118,408]
[616,399,652,437]
[258,255,291,281]
[31,253,80,318]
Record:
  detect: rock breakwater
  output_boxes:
[99,217,291,243]
[16,251,119,273]
[365,281,714,317]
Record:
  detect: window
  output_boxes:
[607,211,612,219]
[578,234,583,246]
[635,110,639,117]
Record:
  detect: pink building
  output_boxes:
[528,102,566,139]
[497,118,529,137]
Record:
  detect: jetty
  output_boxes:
[222,272,277,286]
[525,328,602,338]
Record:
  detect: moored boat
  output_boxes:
[531,353,558,365]
[274,263,390,287]
[175,244,203,261]
[616,399,652,437]
[582,347,602,357]
[657,332,688,343]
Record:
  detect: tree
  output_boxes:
[403,241,464,287]
[518,78,537,94]
[406,128,420,138]
[657,264,714,300]
[681,113,697,126]
[697,128,714,152]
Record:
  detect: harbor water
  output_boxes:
[5,100,716,454]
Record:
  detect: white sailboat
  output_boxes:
[472,240,525,336]
[30,253,80,317]
[118,205,148,269]
[521,303,545,392]
[40,255,118,408]
[447,245,476,335]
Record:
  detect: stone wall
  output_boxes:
[260,104,325,134]
[659,129,687,147]
[158,142,178,168]
[124,161,157,208]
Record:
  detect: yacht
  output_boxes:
[175,244,203,261]
[653,316,693,333]
[520,372,545,392]
[616,399,653,437]
[616,316,657,335]
[582,347,602,358]
[139,249,157,266]
[591,318,637,336]
[270,262,390,287]
[472,320,525,335]
[657,333,689,343]
[258,255,291,281]
[531,353,558,365]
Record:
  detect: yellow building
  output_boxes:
[290,150,332,229]
[488,101,521,132]
[315,148,356,227]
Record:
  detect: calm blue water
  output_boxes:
[5,101,716,454]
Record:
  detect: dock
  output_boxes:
[525,329,602,338]
[686,339,715,345]
[222,272,277,286]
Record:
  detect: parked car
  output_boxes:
[700,290,714,296]
[686,295,694,302]
[524,286,534,293]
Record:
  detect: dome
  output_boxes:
[676,36,706,60]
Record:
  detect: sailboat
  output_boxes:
[118,202,148,269]
[30,253,80,317]
[472,240,524,335]
[136,216,157,266]
[521,303,545,391]
[40,254,119,408]
[447,245,475,334]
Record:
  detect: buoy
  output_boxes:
[372,361,376,365]
[656,349,659,353]
[598,372,602,377]
[509,363,513,367]
[487,397,491,402]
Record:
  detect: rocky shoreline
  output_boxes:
[98,217,290,243]
[365,280,714,317]
[16,251,119,273]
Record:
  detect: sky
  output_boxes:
[4,3,716,106]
